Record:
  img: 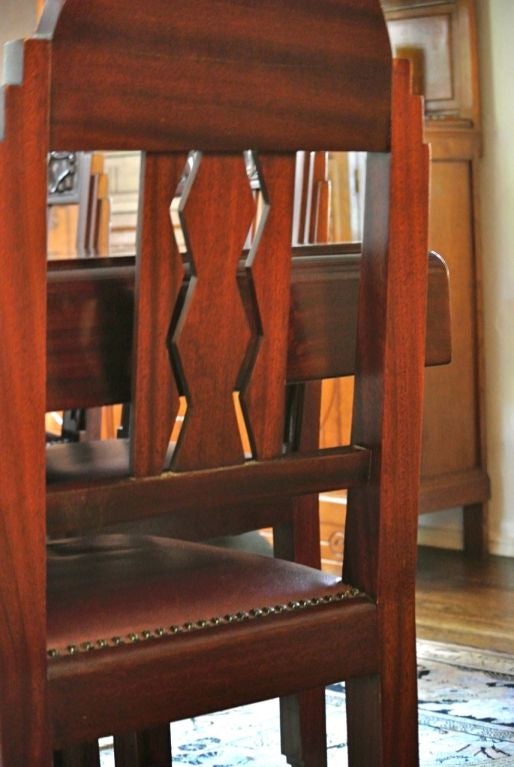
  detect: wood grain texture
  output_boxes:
[0,39,51,767]
[1,4,431,763]
[46,446,371,537]
[42,0,392,152]
[344,60,429,766]
[416,546,514,654]
[419,466,489,515]
[45,249,450,412]
[171,153,253,470]
[275,381,327,767]
[47,262,134,410]
[240,154,296,459]
[131,153,186,477]
[48,603,378,746]
[277,156,329,760]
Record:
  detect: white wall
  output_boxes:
[477,0,514,557]
[0,0,36,83]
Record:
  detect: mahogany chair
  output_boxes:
[45,155,334,767]
[46,145,333,766]
[0,1,429,766]
[112,148,331,767]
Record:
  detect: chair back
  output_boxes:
[0,2,429,765]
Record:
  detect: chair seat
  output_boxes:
[47,534,360,656]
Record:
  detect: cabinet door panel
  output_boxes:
[422,160,480,476]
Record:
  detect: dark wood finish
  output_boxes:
[66,162,157,764]
[305,0,489,569]
[48,603,378,747]
[47,445,372,537]
[54,742,100,767]
[461,502,487,558]
[47,261,134,410]
[171,154,256,470]
[113,728,172,767]
[280,687,327,767]
[239,154,296,460]
[1,3,429,766]
[131,153,185,477]
[40,0,392,153]
[0,39,51,767]
[45,249,450,412]
[277,151,329,767]
[344,61,429,766]
[276,380,327,767]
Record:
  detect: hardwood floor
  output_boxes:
[416,545,514,654]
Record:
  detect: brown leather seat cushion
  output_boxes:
[47,535,350,653]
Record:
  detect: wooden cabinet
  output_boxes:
[320,0,489,573]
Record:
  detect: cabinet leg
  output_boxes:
[463,502,487,558]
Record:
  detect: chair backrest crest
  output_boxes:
[36,0,392,152]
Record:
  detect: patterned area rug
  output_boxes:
[100,640,514,766]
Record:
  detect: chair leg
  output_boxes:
[345,676,382,767]
[113,726,172,767]
[346,648,419,766]
[280,688,327,767]
[274,507,328,767]
[54,742,101,767]
[274,481,327,766]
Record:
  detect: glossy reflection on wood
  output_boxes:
[45,248,450,412]
[1,2,430,766]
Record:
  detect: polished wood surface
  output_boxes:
[41,0,392,153]
[131,153,185,477]
[47,443,372,538]
[344,61,429,765]
[416,547,514,654]
[49,603,379,746]
[0,39,50,767]
[1,3,428,765]
[46,248,450,413]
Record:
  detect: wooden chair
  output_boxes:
[45,131,333,767]
[0,2,429,766]
[45,152,334,767]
